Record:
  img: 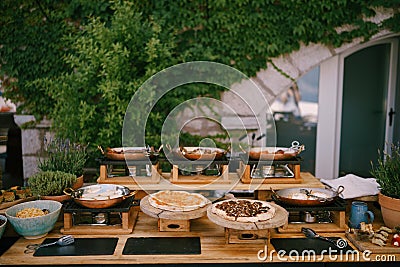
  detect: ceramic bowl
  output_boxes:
[0,215,7,239]
[5,200,62,239]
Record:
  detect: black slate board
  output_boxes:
[271,237,355,255]
[33,238,118,256]
[122,237,201,255]
[0,237,19,256]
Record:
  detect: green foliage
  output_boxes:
[38,138,88,177]
[28,171,77,196]
[1,0,400,149]
[370,143,400,199]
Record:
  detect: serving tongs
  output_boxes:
[299,189,333,202]
[301,227,343,248]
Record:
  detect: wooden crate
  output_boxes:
[61,206,139,235]
[97,160,161,185]
[170,163,230,184]
[225,228,271,244]
[158,218,191,232]
[238,160,302,184]
[277,210,346,233]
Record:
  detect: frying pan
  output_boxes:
[64,184,137,209]
[99,146,158,161]
[167,145,227,161]
[271,186,344,206]
[245,141,304,160]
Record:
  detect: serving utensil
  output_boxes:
[38,235,75,248]
[301,227,341,248]
[299,189,332,202]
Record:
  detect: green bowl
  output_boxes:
[0,215,7,239]
[5,200,62,239]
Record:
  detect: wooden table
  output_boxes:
[2,173,398,265]
[1,210,399,265]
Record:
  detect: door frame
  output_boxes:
[316,37,399,178]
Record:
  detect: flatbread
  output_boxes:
[148,190,211,212]
[211,199,276,223]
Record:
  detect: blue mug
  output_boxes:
[349,201,374,229]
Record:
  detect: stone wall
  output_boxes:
[17,116,53,182]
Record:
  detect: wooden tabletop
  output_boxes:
[2,173,397,265]
[2,209,399,265]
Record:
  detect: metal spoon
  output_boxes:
[38,235,75,248]
[301,227,341,248]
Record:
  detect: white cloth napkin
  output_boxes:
[320,174,380,199]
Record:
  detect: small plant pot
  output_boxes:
[378,192,400,228]
[72,175,84,190]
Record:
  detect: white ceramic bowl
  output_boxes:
[5,200,62,239]
[0,215,7,239]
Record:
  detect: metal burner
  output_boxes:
[63,197,139,227]
[276,198,346,224]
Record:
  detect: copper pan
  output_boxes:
[99,146,158,161]
[166,145,227,161]
[64,184,136,209]
[271,186,344,206]
[244,141,304,160]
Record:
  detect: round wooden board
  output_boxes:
[140,195,209,220]
[207,202,288,230]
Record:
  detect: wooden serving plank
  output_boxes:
[346,232,400,253]
[207,202,288,230]
[140,195,209,220]
[0,197,36,211]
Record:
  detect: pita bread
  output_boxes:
[148,190,210,212]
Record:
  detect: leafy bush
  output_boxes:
[370,143,400,198]
[28,171,77,196]
[38,138,88,177]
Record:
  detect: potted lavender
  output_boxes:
[33,138,89,201]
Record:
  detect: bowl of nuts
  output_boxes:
[5,200,62,239]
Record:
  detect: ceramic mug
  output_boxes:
[349,201,375,229]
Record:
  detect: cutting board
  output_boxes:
[346,233,400,253]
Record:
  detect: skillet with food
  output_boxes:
[271,186,344,206]
[247,141,304,160]
[64,184,137,209]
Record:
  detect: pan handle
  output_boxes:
[335,185,345,195]
[63,188,75,196]
[123,190,138,199]
[270,187,280,199]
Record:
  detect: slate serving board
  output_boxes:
[0,237,19,256]
[33,238,118,256]
[122,237,201,255]
[271,237,355,255]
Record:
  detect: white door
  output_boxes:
[316,37,399,178]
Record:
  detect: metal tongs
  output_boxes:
[301,227,343,248]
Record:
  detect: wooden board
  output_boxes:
[0,197,36,211]
[207,202,288,230]
[140,195,209,220]
[346,232,400,254]
[1,212,400,265]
